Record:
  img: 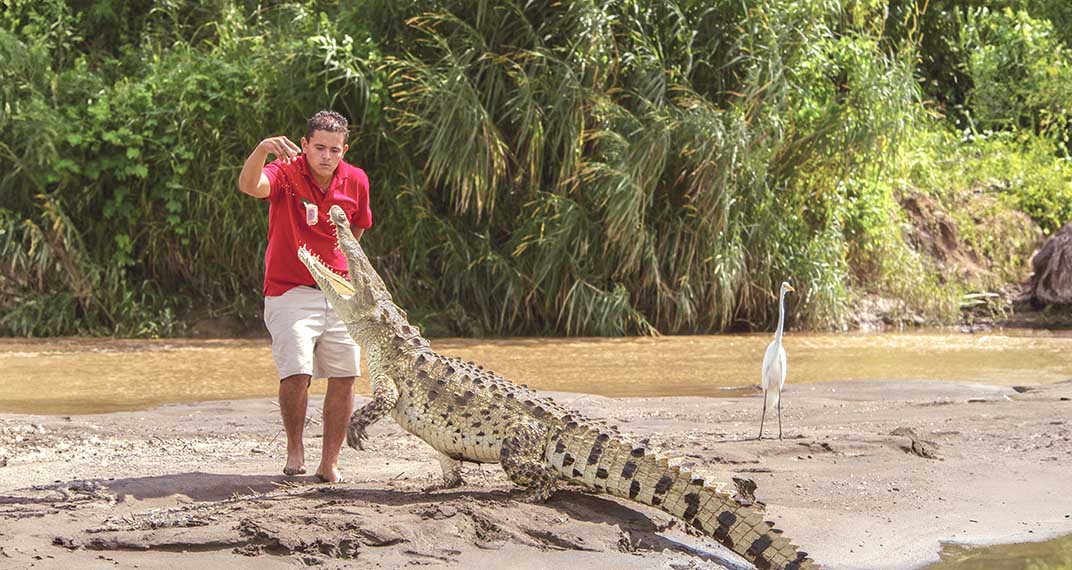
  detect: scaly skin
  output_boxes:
[298,205,820,570]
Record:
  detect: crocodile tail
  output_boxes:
[546,425,820,570]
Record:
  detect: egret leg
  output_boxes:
[777,396,783,440]
[758,392,767,440]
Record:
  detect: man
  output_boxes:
[237,110,372,483]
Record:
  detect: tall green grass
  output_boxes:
[1,0,1068,337]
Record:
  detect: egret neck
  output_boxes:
[775,288,788,344]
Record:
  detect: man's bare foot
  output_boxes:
[315,465,344,483]
[284,454,306,476]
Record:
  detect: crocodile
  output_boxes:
[297,204,820,570]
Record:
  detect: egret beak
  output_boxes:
[785,284,795,293]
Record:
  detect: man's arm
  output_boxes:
[238,136,301,199]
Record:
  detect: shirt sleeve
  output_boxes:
[262,160,286,202]
[350,168,373,229]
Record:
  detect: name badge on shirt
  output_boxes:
[304,201,318,226]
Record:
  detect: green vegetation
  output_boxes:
[1,0,1070,337]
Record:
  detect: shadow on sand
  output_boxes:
[30,472,746,568]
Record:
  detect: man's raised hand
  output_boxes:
[259,136,301,163]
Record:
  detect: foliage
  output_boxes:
[1,0,385,335]
[1,0,1069,337]
[958,7,1072,147]
[885,0,1072,149]
[960,134,1072,237]
[906,130,1072,237]
[891,126,1067,328]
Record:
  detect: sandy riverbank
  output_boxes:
[1,379,1070,569]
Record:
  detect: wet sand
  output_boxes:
[1,379,1070,569]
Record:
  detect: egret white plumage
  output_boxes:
[759,281,794,440]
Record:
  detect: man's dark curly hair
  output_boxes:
[305,110,349,141]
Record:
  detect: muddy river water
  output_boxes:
[0,330,1069,416]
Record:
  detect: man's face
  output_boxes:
[301,130,348,180]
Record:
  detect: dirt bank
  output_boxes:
[1,379,1070,569]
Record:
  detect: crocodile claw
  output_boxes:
[347,422,369,451]
[422,479,464,493]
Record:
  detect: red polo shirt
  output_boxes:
[261,156,373,296]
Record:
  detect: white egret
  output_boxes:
[759,281,795,440]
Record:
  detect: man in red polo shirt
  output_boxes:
[237,110,372,483]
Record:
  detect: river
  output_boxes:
[0,330,1070,415]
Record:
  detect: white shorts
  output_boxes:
[263,286,362,380]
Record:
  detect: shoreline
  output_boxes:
[1,379,1070,569]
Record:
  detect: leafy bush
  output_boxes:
[0,0,1067,337]
[894,127,1064,301]
[958,7,1072,146]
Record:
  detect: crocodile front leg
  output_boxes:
[500,420,559,503]
[423,453,465,492]
[347,374,399,451]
